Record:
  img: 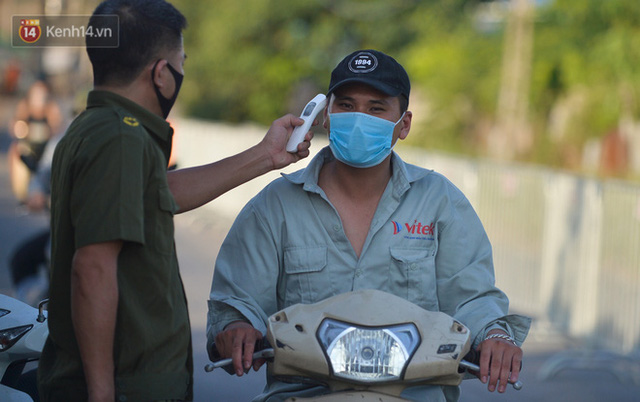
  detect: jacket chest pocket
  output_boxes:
[283,246,327,306]
[390,247,439,311]
[148,184,178,256]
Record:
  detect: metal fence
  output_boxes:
[401,149,640,360]
[176,118,640,362]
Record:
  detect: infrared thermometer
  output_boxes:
[286,93,327,153]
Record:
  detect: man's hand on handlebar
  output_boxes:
[214,321,265,376]
[475,329,523,393]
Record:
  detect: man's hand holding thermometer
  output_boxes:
[286,94,327,153]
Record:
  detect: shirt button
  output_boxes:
[355,269,362,277]
[409,263,417,271]
[332,224,341,232]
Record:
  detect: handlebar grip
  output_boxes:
[207,339,273,372]
[464,349,481,365]
[460,349,523,390]
[205,349,274,372]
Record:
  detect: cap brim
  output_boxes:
[328,78,402,98]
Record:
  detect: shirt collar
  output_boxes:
[86,90,173,143]
[283,146,431,198]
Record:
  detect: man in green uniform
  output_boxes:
[37,1,313,401]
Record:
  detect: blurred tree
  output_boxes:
[173,0,640,176]
[530,0,640,170]
[175,0,416,123]
[402,0,504,154]
[173,0,417,123]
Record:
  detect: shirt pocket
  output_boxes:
[283,245,327,306]
[149,184,178,256]
[390,247,439,311]
[158,184,179,215]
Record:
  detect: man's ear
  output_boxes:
[398,111,412,140]
[151,59,169,88]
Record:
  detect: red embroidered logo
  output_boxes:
[391,220,434,236]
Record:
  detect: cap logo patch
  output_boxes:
[349,52,378,74]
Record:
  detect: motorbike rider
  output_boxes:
[208,49,531,401]
[38,0,313,401]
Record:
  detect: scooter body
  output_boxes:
[208,289,522,401]
[267,289,470,400]
[0,294,48,401]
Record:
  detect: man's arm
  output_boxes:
[207,194,286,375]
[168,114,313,213]
[431,182,530,394]
[71,240,122,402]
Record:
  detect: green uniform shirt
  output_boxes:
[39,90,192,401]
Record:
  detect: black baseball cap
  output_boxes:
[328,49,410,100]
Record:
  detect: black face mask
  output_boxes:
[151,59,184,119]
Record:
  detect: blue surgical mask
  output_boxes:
[329,112,404,168]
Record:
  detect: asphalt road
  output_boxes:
[1,132,640,401]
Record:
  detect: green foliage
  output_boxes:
[174,0,484,129]
[173,0,640,171]
[402,2,503,154]
[173,0,418,123]
[528,0,640,168]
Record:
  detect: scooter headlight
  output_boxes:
[317,319,420,382]
[0,325,33,352]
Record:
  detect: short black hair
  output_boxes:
[87,0,187,86]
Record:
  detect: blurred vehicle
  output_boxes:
[0,295,48,401]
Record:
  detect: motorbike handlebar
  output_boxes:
[207,341,522,390]
[205,348,274,372]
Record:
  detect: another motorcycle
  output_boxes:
[206,289,521,401]
[0,295,48,401]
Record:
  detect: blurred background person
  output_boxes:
[8,131,62,306]
[8,79,63,203]
[5,81,80,307]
